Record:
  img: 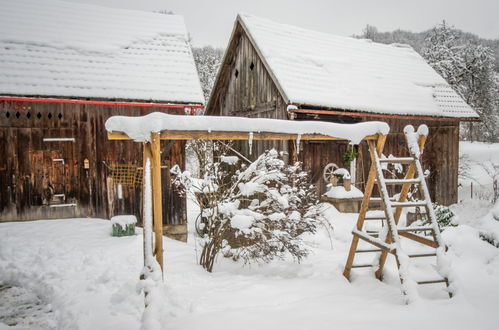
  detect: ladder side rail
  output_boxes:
[343,134,387,279]
[393,134,427,223]
[372,140,419,301]
[414,159,445,248]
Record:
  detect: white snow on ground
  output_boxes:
[1,204,499,329]
[1,142,498,329]
[458,141,499,202]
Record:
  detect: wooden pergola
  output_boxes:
[107,127,384,274]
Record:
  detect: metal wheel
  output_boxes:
[323,162,339,183]
[195,213,208,237]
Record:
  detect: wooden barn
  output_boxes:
[206,14,480,206]
[0,0,204,237]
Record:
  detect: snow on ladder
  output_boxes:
[342,125,452,303]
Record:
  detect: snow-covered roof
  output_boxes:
[0,0,204,104]
[105,112,389,144]
[237,15,478,119]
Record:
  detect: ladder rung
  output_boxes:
[364,215,386,221]
[379,157,414,164]
[383,178,421,185]
[397,226,434,232]
[391,201,427,207]
[417,279,447,285]
[352,263,373,268]
[364,216,386,220]
[352,229,394,253]
[370,197,397,202]
[408,253,437,258]
[357,249,382,253]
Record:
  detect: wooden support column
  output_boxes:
[150,133,164,272]
[142,141,153,274]
[343,134,387,279]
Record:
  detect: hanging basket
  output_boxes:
[109,164,143,187]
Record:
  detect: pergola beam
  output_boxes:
[108,130,380,141]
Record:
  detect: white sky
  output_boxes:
[68,0,499,48]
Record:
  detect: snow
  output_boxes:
[105,112,390,144]
[237,14,478,119]
[324,185,364,199]
[0,142,498,329]
[110,215,137,229]
[220,156,239,165]
[459,141,499,189]
[1,207,499,329]
[333,168,351,179]
[404,125,423,158]
[230,215,254,230]
[0,0,204,104]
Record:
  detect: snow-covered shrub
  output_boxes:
[172,148,323,272]
[433,203,456,230]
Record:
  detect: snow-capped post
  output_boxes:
[142,141,154,275]
[141,133,164,279]
[150,133,164,274]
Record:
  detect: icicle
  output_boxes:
[248,132,253,155]
[296,134,301,155]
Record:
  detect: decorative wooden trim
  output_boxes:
[0,96,204,109]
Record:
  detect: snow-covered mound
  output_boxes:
[1,207,498,329]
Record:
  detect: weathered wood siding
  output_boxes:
[207,23,289,159]
[289,115,460,205]
[0,100,186,223]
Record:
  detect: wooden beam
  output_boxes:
[150,133,164,273]
[108,130,380,141]
[142,141,153,276]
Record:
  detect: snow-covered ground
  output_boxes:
[1,142,498,330]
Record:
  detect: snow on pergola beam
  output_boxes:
[105,112,390,142]
[104,112,390,284]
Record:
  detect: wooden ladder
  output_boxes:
[343,125,451,303]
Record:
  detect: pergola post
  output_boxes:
[142,141,153,269]
[150,133,164,273]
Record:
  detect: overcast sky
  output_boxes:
[68,0,498,48]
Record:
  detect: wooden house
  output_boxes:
[206,15,480,206]
[0,0,204,238]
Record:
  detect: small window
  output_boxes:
[250,62,254,70]
[235,69,239,78]
[26,112,31,119]
[48,113,52,119]
[15,112,20,118]
[5,111,10,118]
[37,112,42,119]
[58,113,63,120]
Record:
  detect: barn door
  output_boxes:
[50,151,66,204]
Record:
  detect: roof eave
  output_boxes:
[288,106,481,122]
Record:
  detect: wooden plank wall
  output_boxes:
[290,115,459,205]
[205,23,460,206]
[208,24,289,161]
[0,100,186,224]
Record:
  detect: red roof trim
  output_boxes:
[0,96,204,109]
[289,108,480,122]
